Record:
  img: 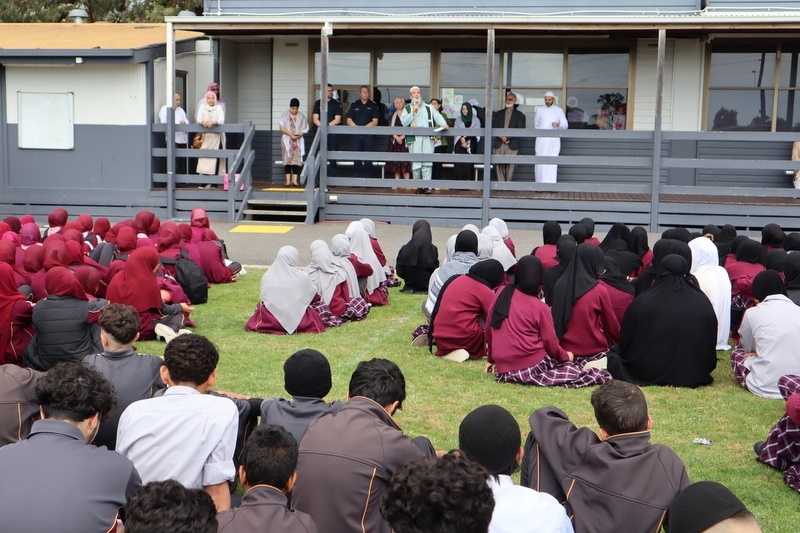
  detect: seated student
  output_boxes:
[783,252,800,305]
[487,256,610,388]
[666,481,762,533]
[482,226,517,276]
[598,256,635,326]
[0,263,35,365]
[731,270,800,399]
[0,364,42,447]
[260,349,344,444]
[551,244,620,361]
[381,454,495,533]
[580,217,600,246]
[0,240,28,289]
[245,246,325,335]
[430,259,505,361]
[599,222,631,252]
[489,217,516,257]
[124,479,218,533]
[532,220,562,271]
[24,267,107,371]
[197,229,238,283]
[754,375,800,493]
[608,255,718,388]
[458,405,574,533]
[542,235,577,306]
[726,238,766,314]
[568,222,587,244]
[74,265,103,300]
[628,226,653,277]
[325,237,370,322]
[396,220,439,293]
[106,247,193,342]
[761,223,785,253]
[82,303,165,450]
[633,238,693,296]
[689,236,732,350]
[424,230,479,319]
[116,334,239,512]
[0,362,141,532]
[216,425,319,533]
[44,207,68,237]
[104,225,139,284]
[293,358,435,533]
[189,207,220,243]
[30,239,70,302]
[520,380,689,533]
[347,225,389,306]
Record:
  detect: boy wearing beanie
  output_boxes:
[459,405,573,533]
[260,349,344,444]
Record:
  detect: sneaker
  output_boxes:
[154,323,178,343]
[441,349,469,362]
[583,357,608,370]
[411,334,430,348]
[753,440,766,456]
[177,329,193,336]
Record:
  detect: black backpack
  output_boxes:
[160,249,208,305]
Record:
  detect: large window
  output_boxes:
[440,51,500,123]
[376,52,431,124]
[707,50,776,131]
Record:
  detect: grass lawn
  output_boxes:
[136,269,798,531]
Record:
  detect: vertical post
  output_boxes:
[481,29,495,227]
[650,29,666,232]
[166,22,175,220]
[318,25,330,222]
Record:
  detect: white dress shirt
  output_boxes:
[116,385,238,488]
[488,475,574,533]
[159,105,189,145]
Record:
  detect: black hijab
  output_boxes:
[753,269,786,301]
[603,239,642,277]
[396,219,438,268]
[735,239,763,264]
[491,255,543,329]
[580,217,595,240]
[784,253,800,290]
[542,220,562,246]
[568,223,587,244]
[543,235,577,306]
[428,259,504,352]
[633,239,692,296]
[702,224,721,241]
[599,256,635,295]
[552,243,605,339]
[608,254,717,388]
[662,227,692,243]
[599,223,631,252]
[455,230,479,255]
[628,226,650,258]
[761,223,785,248]
[784,232,800,252]
[716,224,737,265]
[765,249,788,273]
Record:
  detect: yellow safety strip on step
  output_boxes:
[262,187,304,192]
[229,225,294,234]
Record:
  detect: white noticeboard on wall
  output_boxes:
[17,92,75,150]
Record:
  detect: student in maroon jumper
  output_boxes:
[542,235,577,306]
[430,259,505,361]
[628,226,652,277]
[196,229,236,283]
[486,255,611,387]
[551,243,620,361]
[0,263,35,365]
[359,218,387,267]
[30,239,70,302]
[598,256,635,326]
[581,217,601,246]
[331,234,373,295]
[532,220,561,271]
[726,238,766,316]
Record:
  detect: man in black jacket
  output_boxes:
[492,92,527,182]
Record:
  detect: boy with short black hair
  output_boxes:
[117,334,239,512]
[260,349,344,444]
[83,303,165,450]
[520,380,689,533]
[124,480,218,533]
[216,425,318,533]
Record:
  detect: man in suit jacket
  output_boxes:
[492,92,527,181]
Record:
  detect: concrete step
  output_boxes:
[242,209,306,217]
[247,199,306,207]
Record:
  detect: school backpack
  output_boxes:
[160,249,208,305]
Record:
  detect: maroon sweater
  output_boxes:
[534,244,559,271]
[726,261,765,300]
[560,284,620,357]
[433,276,494,358]
[599,280,635,326]
[487,290,568,373]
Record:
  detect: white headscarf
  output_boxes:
[462,224,480,235]
[346,226,386,293]
[307,240,346,305]
[689,236,732,349]
[444,234,457,264]
[260,246,317,334]
[330,234,361,299]
[489,218,509,239]
[359,218,376,239]
[477,234,493,260]
[482,226,516,270]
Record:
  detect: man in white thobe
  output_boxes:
[401,86,449,189]
[534,90,568,183]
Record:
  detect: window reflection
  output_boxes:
[780,51,800,89]
[565,89,627,130]
[506,52,563,87]
[777,90,800,132]
[710,52,776,88]
[567,52,628,87]
[377,53,431,86]
[314,52,370,85]
[707,90,773,131]
[440,52,500,86]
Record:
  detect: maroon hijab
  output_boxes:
[20,223,41,247]
[134,210,156,236]
[42,240,69,271]
[23,246,44,273]
[45,266,87,300]
[106,247,162,312]
[48,208,68,228]
[0,263,26,359]
[75,214,93,233]
[73,266,101,297]
[116,227,138,254]
[3,217,21,234]
[93,218,111,240]
[19,215,35,225]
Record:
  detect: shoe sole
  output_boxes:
[441,349,469,362]
[411,334,429,348]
